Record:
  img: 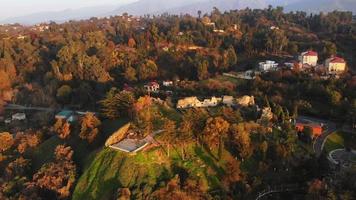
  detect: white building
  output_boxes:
[236,96,255,107]
[299,51,318,66]
[12,113,26,121]
[163,81,173,87]
[144,82,160,92]
[259,60,278,71]
[222,96,234,106]
[177,97,222,109]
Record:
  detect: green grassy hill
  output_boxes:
[72,142,236,200]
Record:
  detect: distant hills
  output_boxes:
[282,0,356,13]
[1,5,114,25]
[1,0,356,25]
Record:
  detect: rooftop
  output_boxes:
[329,56,346,63]
[302,51,318,57]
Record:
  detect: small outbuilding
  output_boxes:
[55,110,76,123]
[12,113,26,121]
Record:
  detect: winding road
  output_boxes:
[298,116,338,157]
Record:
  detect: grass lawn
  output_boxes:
[73,139,236,200]
[324,131,346,153]
[30,136,64,171]
[72,147,171,200]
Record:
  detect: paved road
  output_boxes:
[4,104,97,115]
[4,104,55,112]
[297,115,338,157]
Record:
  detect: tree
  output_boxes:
[138,60,158,81]
[128,38,136,48]
[287,42,298,55]
[0,132,14,152]
[159,118,176,156]
[197,60,209,80]
[117,188,131,200]
[203,117,230,158]
[79,113,101,143]
[5,157,30,179]
[197,10,202,19]
[0,70,11,90]
[15,132,41,154]
[221,158,243,191]
[152,175,210,200]
[224,47,237,69]
[53,119,71,139]
[322,41,337,57]
[54,145,74,162]
[123,66,137,82]
[56,85,72,104]
[230,124,252,159]
[33,145,76,199]
[100,89,135,119]
[303,126,313,142]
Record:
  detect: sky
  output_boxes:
[0,0,136,20]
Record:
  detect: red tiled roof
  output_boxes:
[303,51,318,56]
[147,82,159,87]
[296,123,323,137]
[329,57,345,63]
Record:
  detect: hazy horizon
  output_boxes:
[0,0,137,20]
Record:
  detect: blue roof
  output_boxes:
[56,110,73,118]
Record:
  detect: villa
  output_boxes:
[259,60,278,72]
[177,96,222,109]
[144,82,160,92]
[299,51,318,67]
[177,95,255,109]
[325,56,346,73]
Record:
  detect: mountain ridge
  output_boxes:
[1,0,355,25]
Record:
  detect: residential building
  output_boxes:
[236,96,255,107]
[12,113,26,121]
[201,97,222,107]
[177,97,202,109]
[222,96,234,106]
[177,97,222,109]
[296,122,323,138]
[213,29,225,33]
[144,82,160,92]
[299,51,318,66]
[259,60,278,71]
[55,111,76,123]
[163,81,173,87]
[325,56,346,73]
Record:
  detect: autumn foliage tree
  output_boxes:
[152,175,210,200]
[159,118,177,156]
[79,112,101,143]
[202,117,230,159]
[15,132,41,154]
[33,145,76,199]
[0,132,14,152]
[230,124,253,160]
[53,119,71,139]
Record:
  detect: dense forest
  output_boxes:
[0,7,355,200]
